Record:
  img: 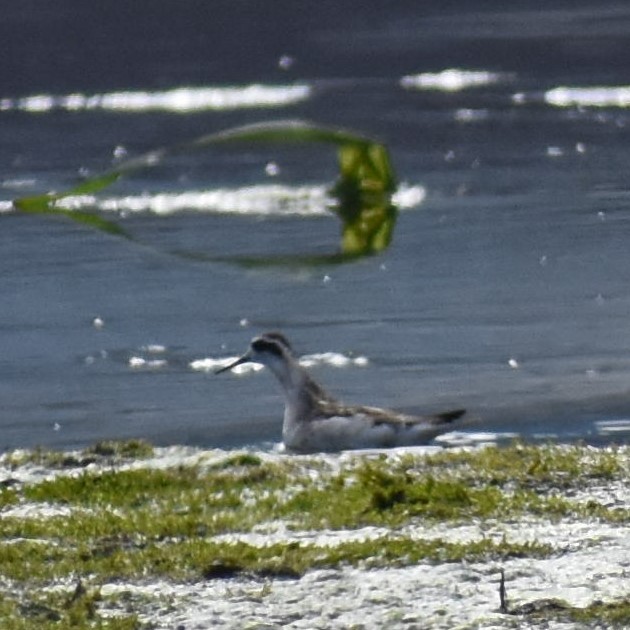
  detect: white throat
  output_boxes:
[265,355,307,403]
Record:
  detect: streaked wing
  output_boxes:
[314,400,465,428]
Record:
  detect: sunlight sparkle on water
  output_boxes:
[128,357,168,369]
[57,186,329,217]
[53,184,425,218]
[190,352,369,374]
[401,69,510,92]
[0,84,311,113]
[545,86,630,108]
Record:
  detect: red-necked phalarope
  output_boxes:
[216,332,466,453]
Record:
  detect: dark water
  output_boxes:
[2,1,630,451]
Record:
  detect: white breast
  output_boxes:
[283,413,401,452]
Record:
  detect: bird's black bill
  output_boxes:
[215,355,249,374]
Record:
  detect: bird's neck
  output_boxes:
[269,359,332,424]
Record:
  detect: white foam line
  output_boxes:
[128,357,168,369]
[596,418,630,434]
[0,84,311,114]
[52,183,425,218]
[545,86,630,108]
[190,357,263,375]
[57,185,331,217]
[191,352,369,374]
[401,68,511,92]
[299,352,369,368]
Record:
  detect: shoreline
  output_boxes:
[1,441,628,628]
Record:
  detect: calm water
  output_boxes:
[2,2,630,450]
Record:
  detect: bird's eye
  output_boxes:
[252,339,283,356]
[252,339,266,352]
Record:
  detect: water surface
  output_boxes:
[2,2,630,450]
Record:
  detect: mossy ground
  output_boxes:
[507,595,630,626]
[0,441,628,628]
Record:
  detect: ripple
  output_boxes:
[401,68,512,92]
[545,86,630,108]
[53,183,425,218]
[191,352,369,375]
[190,358,263,375]
[595,418,630,435]
[0,84,311,114]
[128,357,168,369]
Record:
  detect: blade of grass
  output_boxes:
[13,119,398,257]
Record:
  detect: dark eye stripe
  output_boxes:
[261,332,292,352]
[252,338,284,357]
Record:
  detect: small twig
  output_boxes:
[65,578,86,608]
[499,568,508,613]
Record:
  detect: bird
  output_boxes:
[215,332,467,453]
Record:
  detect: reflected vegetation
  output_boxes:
[13,120,398,264]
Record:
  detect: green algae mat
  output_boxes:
[0,441,628,628]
